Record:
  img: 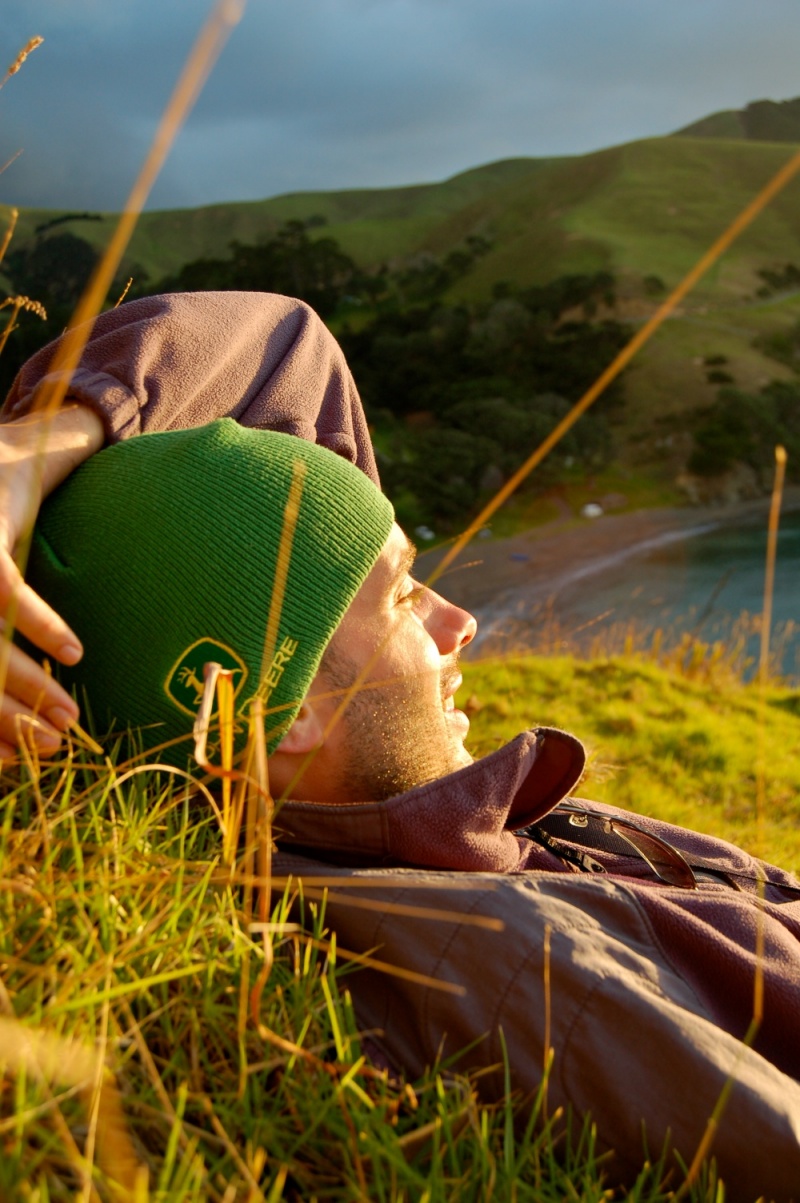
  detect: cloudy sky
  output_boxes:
[2,0,800,213]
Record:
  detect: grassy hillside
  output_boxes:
[465,653,800,870]
[605,286,800,477]
[674,95,800,143]
[6,135,800,299]
[0,157,552,289]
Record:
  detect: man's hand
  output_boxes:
[0,404,104,757]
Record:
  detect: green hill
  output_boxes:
[674,95,800,144]
[6,128,800,300]
[1,126,798,298]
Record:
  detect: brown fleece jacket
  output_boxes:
[275,728,800,1202]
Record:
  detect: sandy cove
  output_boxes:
[417,487,800,655]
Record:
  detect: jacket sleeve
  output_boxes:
[2,291,379,485]
[286,863,800,1203]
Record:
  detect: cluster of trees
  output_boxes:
[686,257,800,489]
[688,380,800,484]
[756,318,800,371]
[163,220,627,530]
[337,279,625,528]
[0,229,101,396]
[158,219,358,318]
[157,220,494,318]
[689,279,800,487]
[0,218,628,531]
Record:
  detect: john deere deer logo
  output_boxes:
[164,639,248,718]
[176,664,205,706]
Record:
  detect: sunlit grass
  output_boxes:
[464,650,800,872]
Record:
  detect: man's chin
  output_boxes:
[320,665,476,800]
[444,705,471,742]
[443,700,474,765]
[449,749,474,775]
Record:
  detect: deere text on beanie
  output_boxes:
[27,420,394,766]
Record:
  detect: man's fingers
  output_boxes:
[0,694,64,755]
[0,559,83,665]
[0,640,79,732]
[0,568,82,756]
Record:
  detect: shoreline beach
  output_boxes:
[418,487,800,654]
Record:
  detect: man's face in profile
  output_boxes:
[274,523,478,803]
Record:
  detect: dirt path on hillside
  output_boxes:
[417,488,800,654]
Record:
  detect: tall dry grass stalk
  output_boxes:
[541,923,552,1121]
[756,444,787,853]
[258,461,306,733]
[114,276,134,307]
[0,37,44,91]
[247,696,273,1026]
[759,445,788,688]
[0,205,18,264]
[0,149,23,178]
[0,292,47,358]
[27,1,245,426]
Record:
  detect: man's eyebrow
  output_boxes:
[388,538,417,591]
[400,538,417,577]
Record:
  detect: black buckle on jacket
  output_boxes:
[519,803,697,890]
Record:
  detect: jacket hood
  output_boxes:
[3,291,379,485]
[274,726,585,872]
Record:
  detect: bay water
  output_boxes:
[551,510,800,681]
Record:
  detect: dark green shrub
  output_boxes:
[688,383,800,479]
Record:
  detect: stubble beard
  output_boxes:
[321,646,472,803]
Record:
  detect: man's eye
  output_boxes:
[399,584,425,606]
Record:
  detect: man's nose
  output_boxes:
[428,591,477,653]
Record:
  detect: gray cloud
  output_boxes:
[2,0,800,210]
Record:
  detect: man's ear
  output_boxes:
[273,698,325,755]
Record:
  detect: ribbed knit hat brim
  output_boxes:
[27,420,394,764]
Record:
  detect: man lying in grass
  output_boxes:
[2,292,800,1202]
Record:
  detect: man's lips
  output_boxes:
[442,669,463,711]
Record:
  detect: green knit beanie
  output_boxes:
[27,420,394,765]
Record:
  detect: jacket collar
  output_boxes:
[274,727,585,873]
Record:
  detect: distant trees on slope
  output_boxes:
[689,380,800,482]
[336,282,624,529]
